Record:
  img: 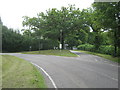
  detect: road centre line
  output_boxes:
[31,62,57,88]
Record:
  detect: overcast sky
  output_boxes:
[0,0,94,30]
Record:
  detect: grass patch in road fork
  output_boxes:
[74,50,120,63]
[22,50,77,57]
[2,55,47,88]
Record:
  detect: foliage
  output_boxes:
[22,5,87,49]
[2,25,58,52]
[77,44,115,56]
[92,2,120,56]
[2,26,24,52]
[77,44,94,51]
[65,34,82,49]
[2,3,120,58]
[99,45,114,55]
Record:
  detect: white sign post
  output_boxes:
[59,44,62,52]
[59,44,62,49]
[29,46,32,51]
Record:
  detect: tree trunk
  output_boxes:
[114,29,117,57]
[117,6,120,56]
[94,31,101,52]
[61,32,64,49]
[118,26,120,57]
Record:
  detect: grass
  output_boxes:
[74,50,120,63]
[2,55,47,88]
[22,50,77,57]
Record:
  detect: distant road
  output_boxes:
[1,51,118,88]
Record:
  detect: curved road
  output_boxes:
[1,50,119,88]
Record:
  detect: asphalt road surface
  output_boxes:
[1,50,119,88]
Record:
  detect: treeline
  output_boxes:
[1,25,58,52]
[1,2,120,57]
[2,25,28,52]
[22,2,120,56]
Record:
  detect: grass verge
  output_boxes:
[2,55,47,88]
[74,50,120,63]
[0,55,2,89]
[22,50,77,57]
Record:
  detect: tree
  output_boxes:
[77,29,88,44]
[22,5,83,49]
[0,17,2,52]
[81,8,104,51]
[2,26,24,52]
[65,33,82,49]
[92,2,120,56]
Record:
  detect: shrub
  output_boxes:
[99,45,114,55]
[77,44,114,55]
[77,44,94,51]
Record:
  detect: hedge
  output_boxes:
[77,44,94,52]
[77,44,115,55]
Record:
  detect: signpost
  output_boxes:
[60,29,62,52]
[59,44,62,52]
[29,46,32,51]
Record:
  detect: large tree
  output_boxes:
[22,5,84,49]
[92,2,120,56]
[81,8,104,51]
[0,17,2,52]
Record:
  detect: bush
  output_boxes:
[99,45,114,55]
[77,44,94,51]
[77,44,114,55]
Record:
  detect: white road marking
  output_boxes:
[69,50,80,57]
[95,59,98,62]
[31,62,57,88]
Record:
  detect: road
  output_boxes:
[1,50,119,88]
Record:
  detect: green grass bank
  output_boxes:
[22,50,77,57]
[2,55,47,88]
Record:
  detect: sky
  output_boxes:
[0,0,94,30]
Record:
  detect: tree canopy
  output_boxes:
[2,2,120,57]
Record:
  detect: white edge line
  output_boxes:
[31,62,57,88]
[69,50,80,57]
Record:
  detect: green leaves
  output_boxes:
[92,2,118,29]
[2,26,24,52]
[22,5,85,49]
